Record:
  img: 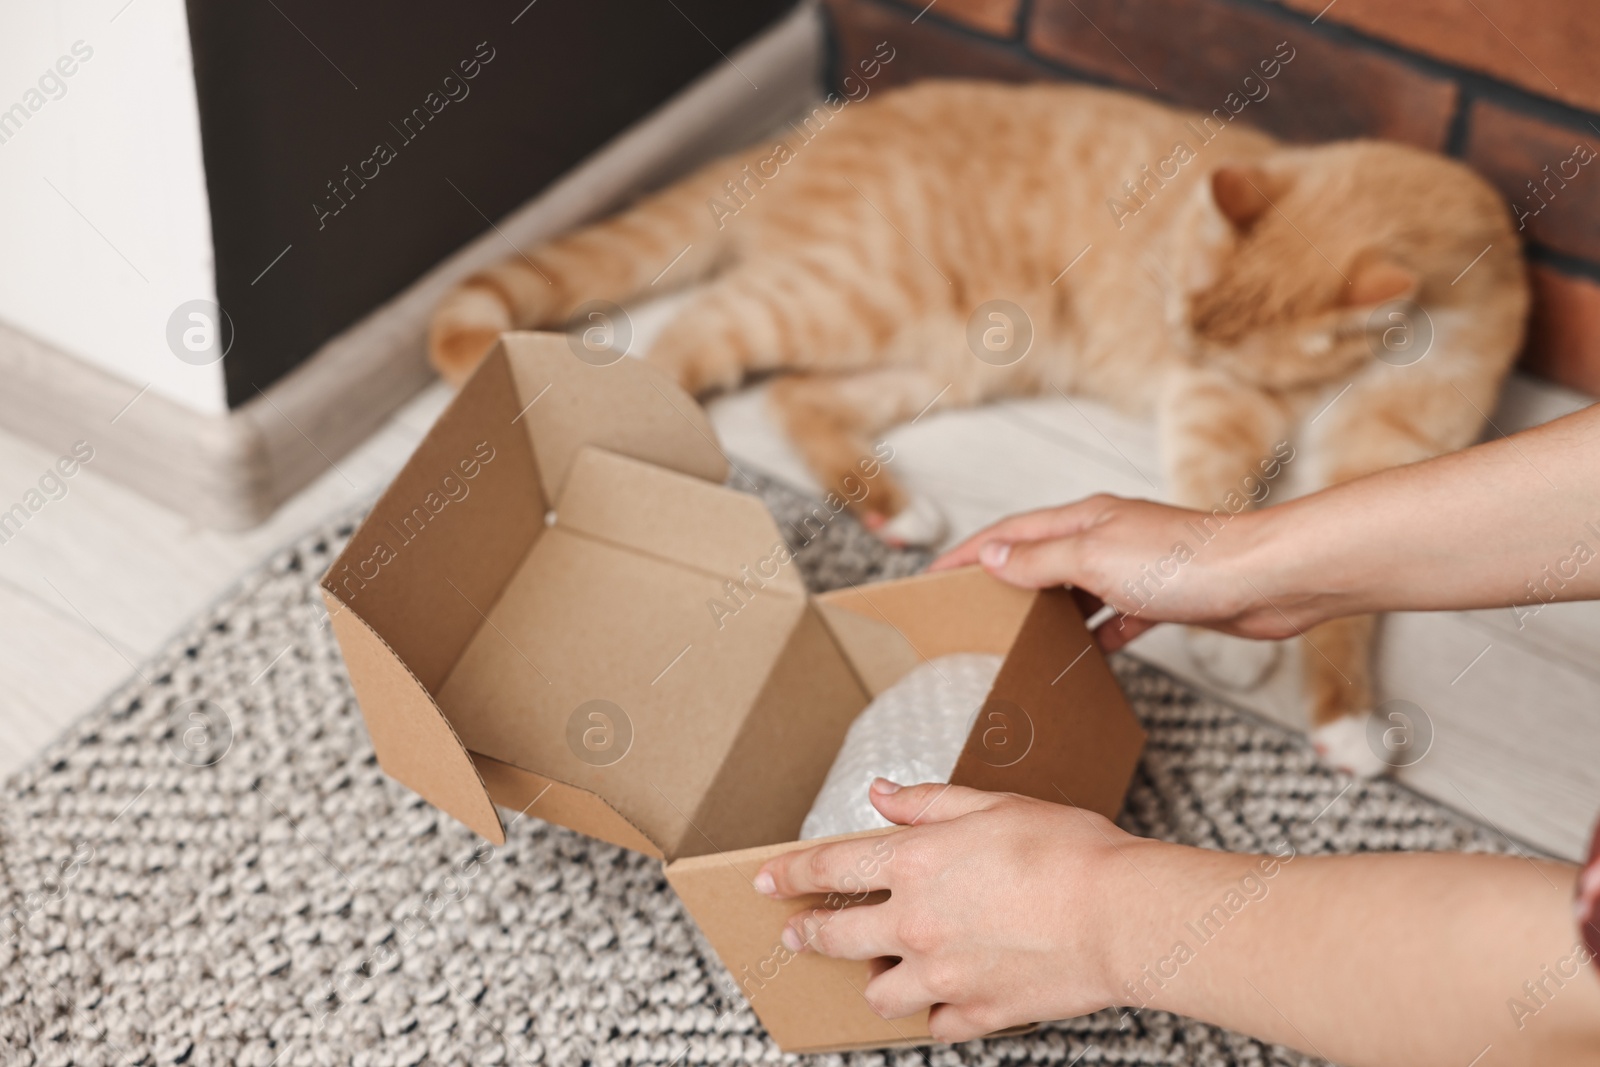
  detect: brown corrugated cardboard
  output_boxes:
[322,332,1146,1052]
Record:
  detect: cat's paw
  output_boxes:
[1184,628,1281,691]
[1311,712,1389,778]
[647,332,742,396]
[863,496,947,548]
[429,286,512,387]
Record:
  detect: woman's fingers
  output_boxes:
[928,514,1037,572]
[937,510,1166,648]
[932,509,1079,572]
[868,780,1002,826]
[862,958,936,1021]
[781,903,900,960]
[756,784,1003,898]
[1094,613,1157,652]
[864,963,1013,1036]
[755,834,896,899]
[927,1002,1008,1043]
[977,534,1089,590]
[929,498,1113,572]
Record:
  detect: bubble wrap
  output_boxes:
[800,653,1004,840]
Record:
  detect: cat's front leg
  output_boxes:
[1296,362,1491,776]
[768,367,969,547]
[1156,366,1296,694]
[1298,614,1381,776]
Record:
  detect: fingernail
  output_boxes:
[753,870,776,896]
[781,925,803,952]
[871,778,901,795]
[979,541,1010,567]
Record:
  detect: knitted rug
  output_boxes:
[0,474,1507,1067]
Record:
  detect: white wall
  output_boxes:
[0,0,224,414]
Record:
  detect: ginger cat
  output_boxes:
[427,80,1529,775]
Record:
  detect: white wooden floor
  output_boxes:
[2,294,1595,861]
[0,378,455,779]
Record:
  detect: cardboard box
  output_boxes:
[321,333,1146,1053]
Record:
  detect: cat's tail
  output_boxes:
[427,147,762,385]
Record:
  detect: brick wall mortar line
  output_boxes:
[837,0,1151,93]
[1212,0,1600,132]
[1528,246,1600,287]
[875,0,1024,40]
[868,0,1037,51]
[841,0,1600,164]
[1014,0,1038,43]
[1444,86,1475,158]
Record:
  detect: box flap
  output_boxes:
[815,567,1035,657]
[667,829,1036,1053]
[950,588,1146,820]
[677,606,869,858]
[814,566,1034,689]
[500,332,728,501]
[810,602,921,697]
[321,343,547,846]
[324,342,545,694]
[664,829,929,1050]
[817,569,1144,820]
[325,592,506,844]
[473,754,663,859]
[556,447,805,597]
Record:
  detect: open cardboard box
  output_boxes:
[321,333,1146,1053]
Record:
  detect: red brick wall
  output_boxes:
[824,0,1600,397]
[1267,0,1600,114]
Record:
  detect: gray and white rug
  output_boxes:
[0,474,1507,1067]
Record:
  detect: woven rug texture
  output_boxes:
[0,474,1506,1067]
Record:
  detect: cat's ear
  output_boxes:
[1342,255,1418,307]
[1209,166,1278,231]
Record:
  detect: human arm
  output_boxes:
[930,401,1600,649]
[756,781,1600,1066]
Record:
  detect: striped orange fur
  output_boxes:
[428,79,1529,744]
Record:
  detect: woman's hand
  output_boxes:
[933,400,1600,640]
[753,779,1161,1042]
[929,494,1319,650]
[755,780,1600,1065]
